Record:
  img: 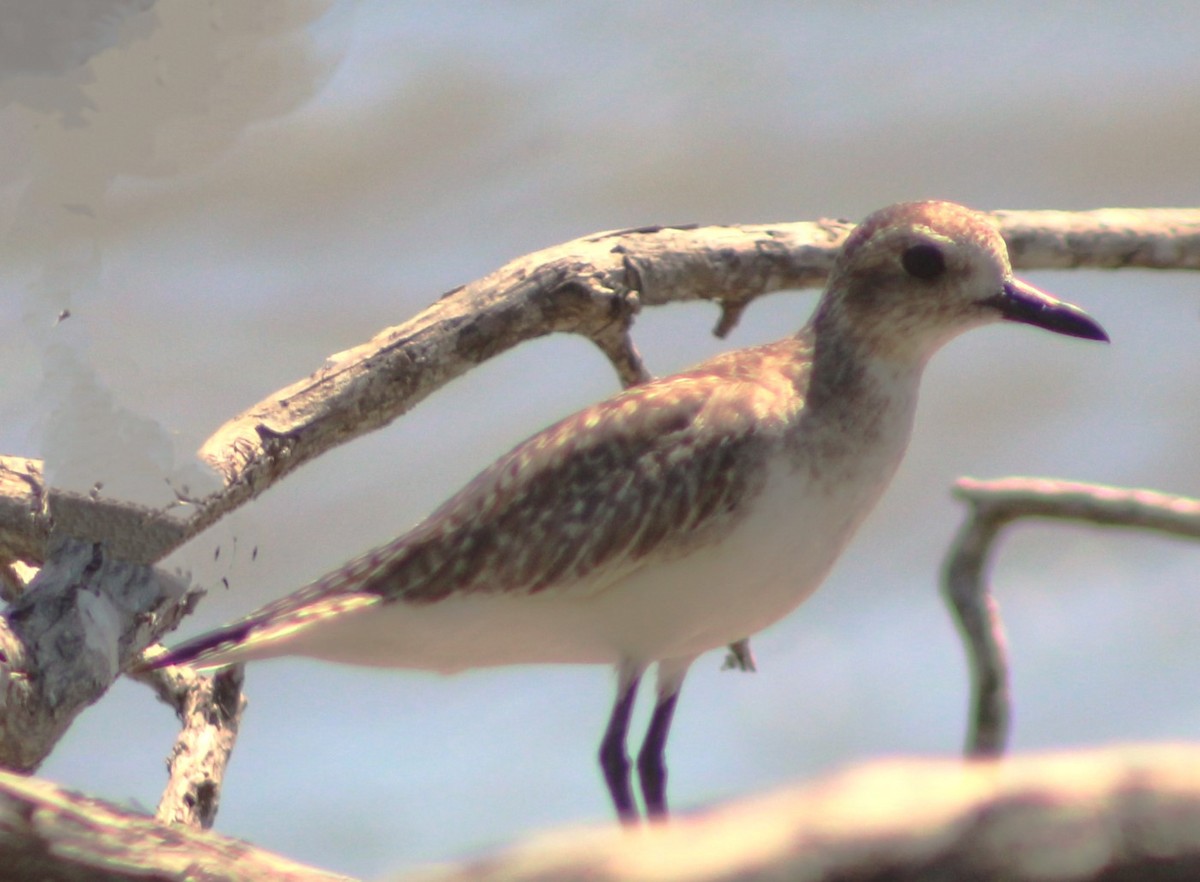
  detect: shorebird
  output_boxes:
[146,201,1107,823]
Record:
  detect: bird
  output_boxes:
[144,201,1108,823]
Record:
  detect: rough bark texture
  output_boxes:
[0,538,200,771]
[0,456,187,568]
[0,767,352,882]
[129,662,248,830]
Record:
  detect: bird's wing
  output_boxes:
[366,337,810,603]
[145,338,810,670]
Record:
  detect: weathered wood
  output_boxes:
[943,477,1200,757]
[0,767,352,882]
[0,539,200,771]
[409,744,1200,882]
[8,744,1200,882]
[130,661,247,831]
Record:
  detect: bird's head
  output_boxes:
[817,201,1108,363]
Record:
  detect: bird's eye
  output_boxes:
[901,244,946,280]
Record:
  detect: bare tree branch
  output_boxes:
[187,219,845,529]
[943,476,1200,757]
[0,539,201,771]
[6,743,1200,881]
[0,766,353,882]
[0,456,187,568]
[190,208,1200,523]
[394,744,1200,881]
[128,658,247,830]
[996,208,1200,270]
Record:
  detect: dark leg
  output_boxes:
[636,690,679,818]
[598,662,643,825]
[636,656,692,821]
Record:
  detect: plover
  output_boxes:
[146,202,1107,823]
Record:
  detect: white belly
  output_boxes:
[583,452,895,663]
[278,449,901,673]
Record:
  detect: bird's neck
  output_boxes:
[785,318,924,482]
[806,313,923,408]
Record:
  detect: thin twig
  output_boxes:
[942,476,1200,756]
[130,655,247,830]
[721,638,757,673]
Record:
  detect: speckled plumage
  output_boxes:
[148,201,1108,822]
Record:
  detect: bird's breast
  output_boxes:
[590,419,912,663]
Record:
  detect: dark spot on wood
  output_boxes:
[212,668,244,721]
[194,780,216,818]
[82,543,104,579]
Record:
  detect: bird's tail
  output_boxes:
[134,590,380,672]
[135,619,261,672]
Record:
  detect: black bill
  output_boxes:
[985,278,1109,342]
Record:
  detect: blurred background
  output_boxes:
[2,2,1199,877]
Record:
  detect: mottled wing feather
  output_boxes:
[366,336,811,603]
[385,390,756,602]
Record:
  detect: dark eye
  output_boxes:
[902,244,946,280]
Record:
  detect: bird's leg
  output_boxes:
[598,660,644,825]
[637,656,692,820]
[636,692,678,819]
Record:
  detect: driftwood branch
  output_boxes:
[189,208,1200,518]
[4,743,1200,881]
[0,766,352,882]
[943,476,1200,756]
[0,538,200,771]
[0,208,1197,857]
[995,208,1200,270]
[128,657,247,830]
[359,745,1200,881]
[6,209,1199,571]
[0,456,187,568]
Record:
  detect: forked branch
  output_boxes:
[943,476,1200,755]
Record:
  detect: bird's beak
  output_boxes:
[985,277,1109,342]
